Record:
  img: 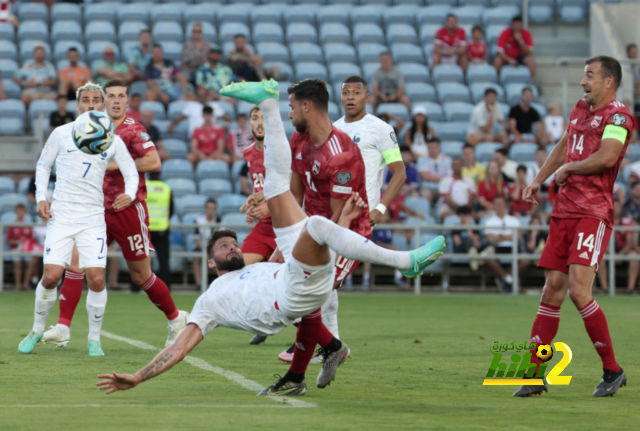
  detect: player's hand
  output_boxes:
[96,372,140,394]
[113,194,133,209]
[268,248,284,263]
[240,191,265,214]
[555,163,571,187]
[369,209,383,226]
[250,201,270,220]
[36,200,51,219]
[245,211,254,224]
[522,181,540,205]
[340,192,367,223]
[106,161,119,171]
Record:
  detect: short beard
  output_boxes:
[252,130,265,141]
[215,256,245,272]
[293,117,308,133]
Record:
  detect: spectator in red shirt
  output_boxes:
[478,159,509,217]
[187,105,231,165]
[467,26,488,65]
[494,16,536,76]
[509,165,533,216]
[5,203,38,291]
[432,14,468,71]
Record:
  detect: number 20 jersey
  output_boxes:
[553,99,635,227]
[243,143,271,226]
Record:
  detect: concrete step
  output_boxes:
[0,138,42,172]
[530,24,590,58]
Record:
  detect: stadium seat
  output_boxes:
[184,5,217,25]
[386,24,418,45]
[295,62,328,82]
[451,6,483,26]
[459,0,491,6]
[17,21,48,43]
[0,42,17,61]
[350,6,383,25]
[196,160,230,182]
[162,139,189,159]
[160,41,183,63]
[282,6,317,26]
[218,4,251,25]
[376,103,410,121]
[0,193,29,214]
[236,101,255,117]
[0,59,18,80]
[437,83,471,104]
[85,21,117,43]
[406,82,437,103]
[467,63,498,85]
[175,194,208,217]
[505,84,539,106]
[51,3,81,23]
[397,63,430,84]
[88,41,119,63]
[469,82,505,104]
[499,66,532,86]
[219,22,250,43]
[161,159,194,181]
[440,141,465,158]
[317,5,351,26]
[384,5,419,26]
[118,4,150,25]
[185,22,217,45]
[433,122,468,142]
[17,3,48,22]
[0,22,15,42]
[253,23,284,44]
[625,144,640,162]
[0,177,15,195]
[529,1,554,24]
[485,24,505,47]
[250,6,283,25]
[392,233,408,251]
[276,81,294,101]
[352,23,384,45]
[319,23,351,45]
[329,63,361,83]
[153,22,184,44]
[419,24,440,45]
[530,103,547,118]
[130,81,149,99]
[200,179,233,200]
[290,43,324,64]
[0,99,26,122]
[28,99,56,130]
[118,21,148,42]
[217,194,248,217]
[443,102,474,122]
[140,101,166,121]
[19,41,51,63]
[256,42,289,63]
[85,4,117,24]
[357,43,387,65]
[391,43,424,65]
[53,41,84,62]
[17,177,31,195]
[482,7,518,27]
[324,43,355,64]
[404,196,431,217]
[0,118,24,135]
[509,143,538,163]
[150,4,184,24]
[361,62,380,83]
[476,142,505,162]
[559,0,587,23]
[432,64,464,85]
[165,178,197,198]
[221,213,253,233]
[286,23,317,44]
[412,101,444,122]
[493,0,522,10]
[328,101,340,122]
[2,79,21,99]
[278,100,290,120]
[417,5,452,26]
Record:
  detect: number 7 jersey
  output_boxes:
[553,99,635,227]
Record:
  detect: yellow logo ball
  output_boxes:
[536,344,554,362]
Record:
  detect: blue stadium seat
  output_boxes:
[253,23,284,44]
[250,6,283,25]
[329,63,361,84]
[130,81,150,99]
[451,6,483,26]
[0,118,24,135]
[286,23,317,45]
[443,102,474,122]
[19,41,51,63]
[65,100,77,117]
[500,65,532,86]
[151,4,184,24]
[118,21,148,42]
[17,177,31,195]
[196,160,230,183]
[398,63,430,84]
[85,21,116,43]
[221,213,253,233]
[376,103,410,121]
[17,3,48,22]
[2,79,21,99]
[295,62,328,82]
[432,64,464,85]
[162,139,189,159]
[493,0,522,10]
[276,81,293,101]
[440,141,465,158]
[185,6,216,26]
[404,196,431,216]
[319,23,351,45]
[423,43,435,67]
[509,143,538,163]
[88,41,120,63]
[0,193,29,214]
[328,101,340,122]
[505,84,539,106]
[558,0,587,23]
[0,59,19,79]
[357,43,386,65]
[391,233,408,251]
[350,6,383,25]
[118,4,150,25]
[470,83,505,104]
[353,23,384,45]
[17,21,48,43]
[53,41,84,62]
[386,24,418,45]
[413,101,445,122]
[317,5,351,25]
[28,99,56,130]
[384,5,419,26]
[217,194,248,217]
[175,194,208,217]
[482,7,518,27]
[140,101,166,121]
[0,99,26,123]
[278,100,290,120]
[161,159,194,181]
[361,62,380,83]
[437,83,471,104]
[256,42,289,63]
[433,122,468,142]
[290,43,323,64]
[497,102,510,119]
[0,177,16,195]
[406,82,437,103]
[419,24,440,45]
[484,24,505,47]
[153,22,184,44]
[160,41,183,63]
[218,4,251,25]
[200,179,233,200]
[85,4,116,24]
[625,144,640,162]
[165,178,197,198]
[231,160,245,183]
[0,42,17,61]
[467,63,498,85]
[0,22,15,42]
[476,142,505,162]
[324,43,356,64]
[282,6,318,26]
[267,61,294,82]
[185,22,217,45]
[529,0,554,24]
[51,3,81,23]
[417,5,452,26]
[530,102,547,118]
[391,43,424,64]
[219,22,250,43]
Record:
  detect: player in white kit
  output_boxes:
[96,79,445,396]
[18,82,139,357]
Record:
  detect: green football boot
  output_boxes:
[88,340,104,356]
[18,331,43,354]
[219,79,279,105]
[401,235,446,279]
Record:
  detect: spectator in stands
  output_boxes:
[493,148,517,183]
[404,106,436,158]
[494,16,536,77]
[432,14,468,71]
[196,46,236,101]
[128,29,153,81]
[13,45,57,107]
[126,93,142,123]
[144,44,190,104]
[452,205,482,271]
[0,0,19,29]
[168,86,229,138]
[181,22,210,82]
[5,203,37,291]
[518,214,547,272]
[417,137,452,203]
[467,26,488,65]
[58,48,92,101]
[438,157,476,219]
[478,159,508,215]
[192,199,218,286]
[371,52,411,112]
[484,195,521,292]
[187,106,230,166]
[627,43,640,112]
[510,165,533,216]
[94,46,131,87]
[228,34,265,82]
[227,113,253,163]
[467,88,509,146]
[140,109,169,161]
[544,102,564,144]
[49,95,74,133]
[385,146,420,197]
[378,111,405,134]
[462,144,485,186]
[509,88,546,146]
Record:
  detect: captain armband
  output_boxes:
[602,125,628,144]
[382,147,402,164]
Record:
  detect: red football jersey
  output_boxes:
[291,126,371,239]
[553,99,635,227]
[497,28,534,59]
[104,117,156,213]
[467,40,487,61]
[192,124,225,154]
[434,27,467,52]
[6,226,33,250]
[243,142,271,225]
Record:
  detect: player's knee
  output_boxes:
[129,269,150,286]
[86,271,105,289]
[41,272,61,289]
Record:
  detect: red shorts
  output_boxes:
[241,220,277,260]
[538,216,611,274]
[105,201,154,261]
[335,255,360,283]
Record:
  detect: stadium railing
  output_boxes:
[0,221,629,296]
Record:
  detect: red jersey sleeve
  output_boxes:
[497,29,508,51]
[434,28,446,45]
[523,29,534,49]
[127,123,157,158]
[604,105,635,139]
[478,181,488,199]
[326,151,365,201]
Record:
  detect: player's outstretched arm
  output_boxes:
[96,324,203,394]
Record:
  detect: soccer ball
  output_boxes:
[536,344,554,362]
[72,110,115,155]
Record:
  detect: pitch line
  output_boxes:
[0,405,306,409]
[100,331,317,408]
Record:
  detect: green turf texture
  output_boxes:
[1,292,638,430]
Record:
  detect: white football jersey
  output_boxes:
[188,263,294,338]
[35,122,139,225]
[334,114,399,209]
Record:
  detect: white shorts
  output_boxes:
[43,221,107,269]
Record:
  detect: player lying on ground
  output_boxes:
[96,79,445,396]
[19,82,139,356]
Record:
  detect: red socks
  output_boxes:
[57,270,84,327]
[528,302,561,367]
[579,299,620,372]
[139,273,179,321]
[289,309,322,375]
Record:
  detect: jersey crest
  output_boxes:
[591,116,602,128]
[352,133,360,143]
[336,171,352,185]
[312,159,321,175]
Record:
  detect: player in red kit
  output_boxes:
[43,80,188,350]
[515,57,632,398]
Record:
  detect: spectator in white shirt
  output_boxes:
[484,195,521,292]
[544,102,565,144]
[438,157,476,219]
[466,88,509,146]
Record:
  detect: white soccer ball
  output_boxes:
[72,110,115,155]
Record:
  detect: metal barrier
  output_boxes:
[1,221,636,295]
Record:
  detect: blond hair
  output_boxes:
[76,82,106,102]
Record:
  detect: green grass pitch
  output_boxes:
[1,292,639,430]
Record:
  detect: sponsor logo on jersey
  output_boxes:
[312,160,321,175]
[579,251,589,259]
[612,113,627,126]
[570,119,578,124]
[67,149,77,153]
[124,118,135,125]
[352,133,360,143]
[139,131,151,141]
[336,171,352,185]
[591,116,603,128]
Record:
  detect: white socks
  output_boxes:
[259,98,291,200]
[306,215,411,270]
[33,282,57,334]
[86,289,107,341]
[321,290,340,339]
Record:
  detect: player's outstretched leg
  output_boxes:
[43,269,85,347]
[249,335,267,345]
[18,270,61,354]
